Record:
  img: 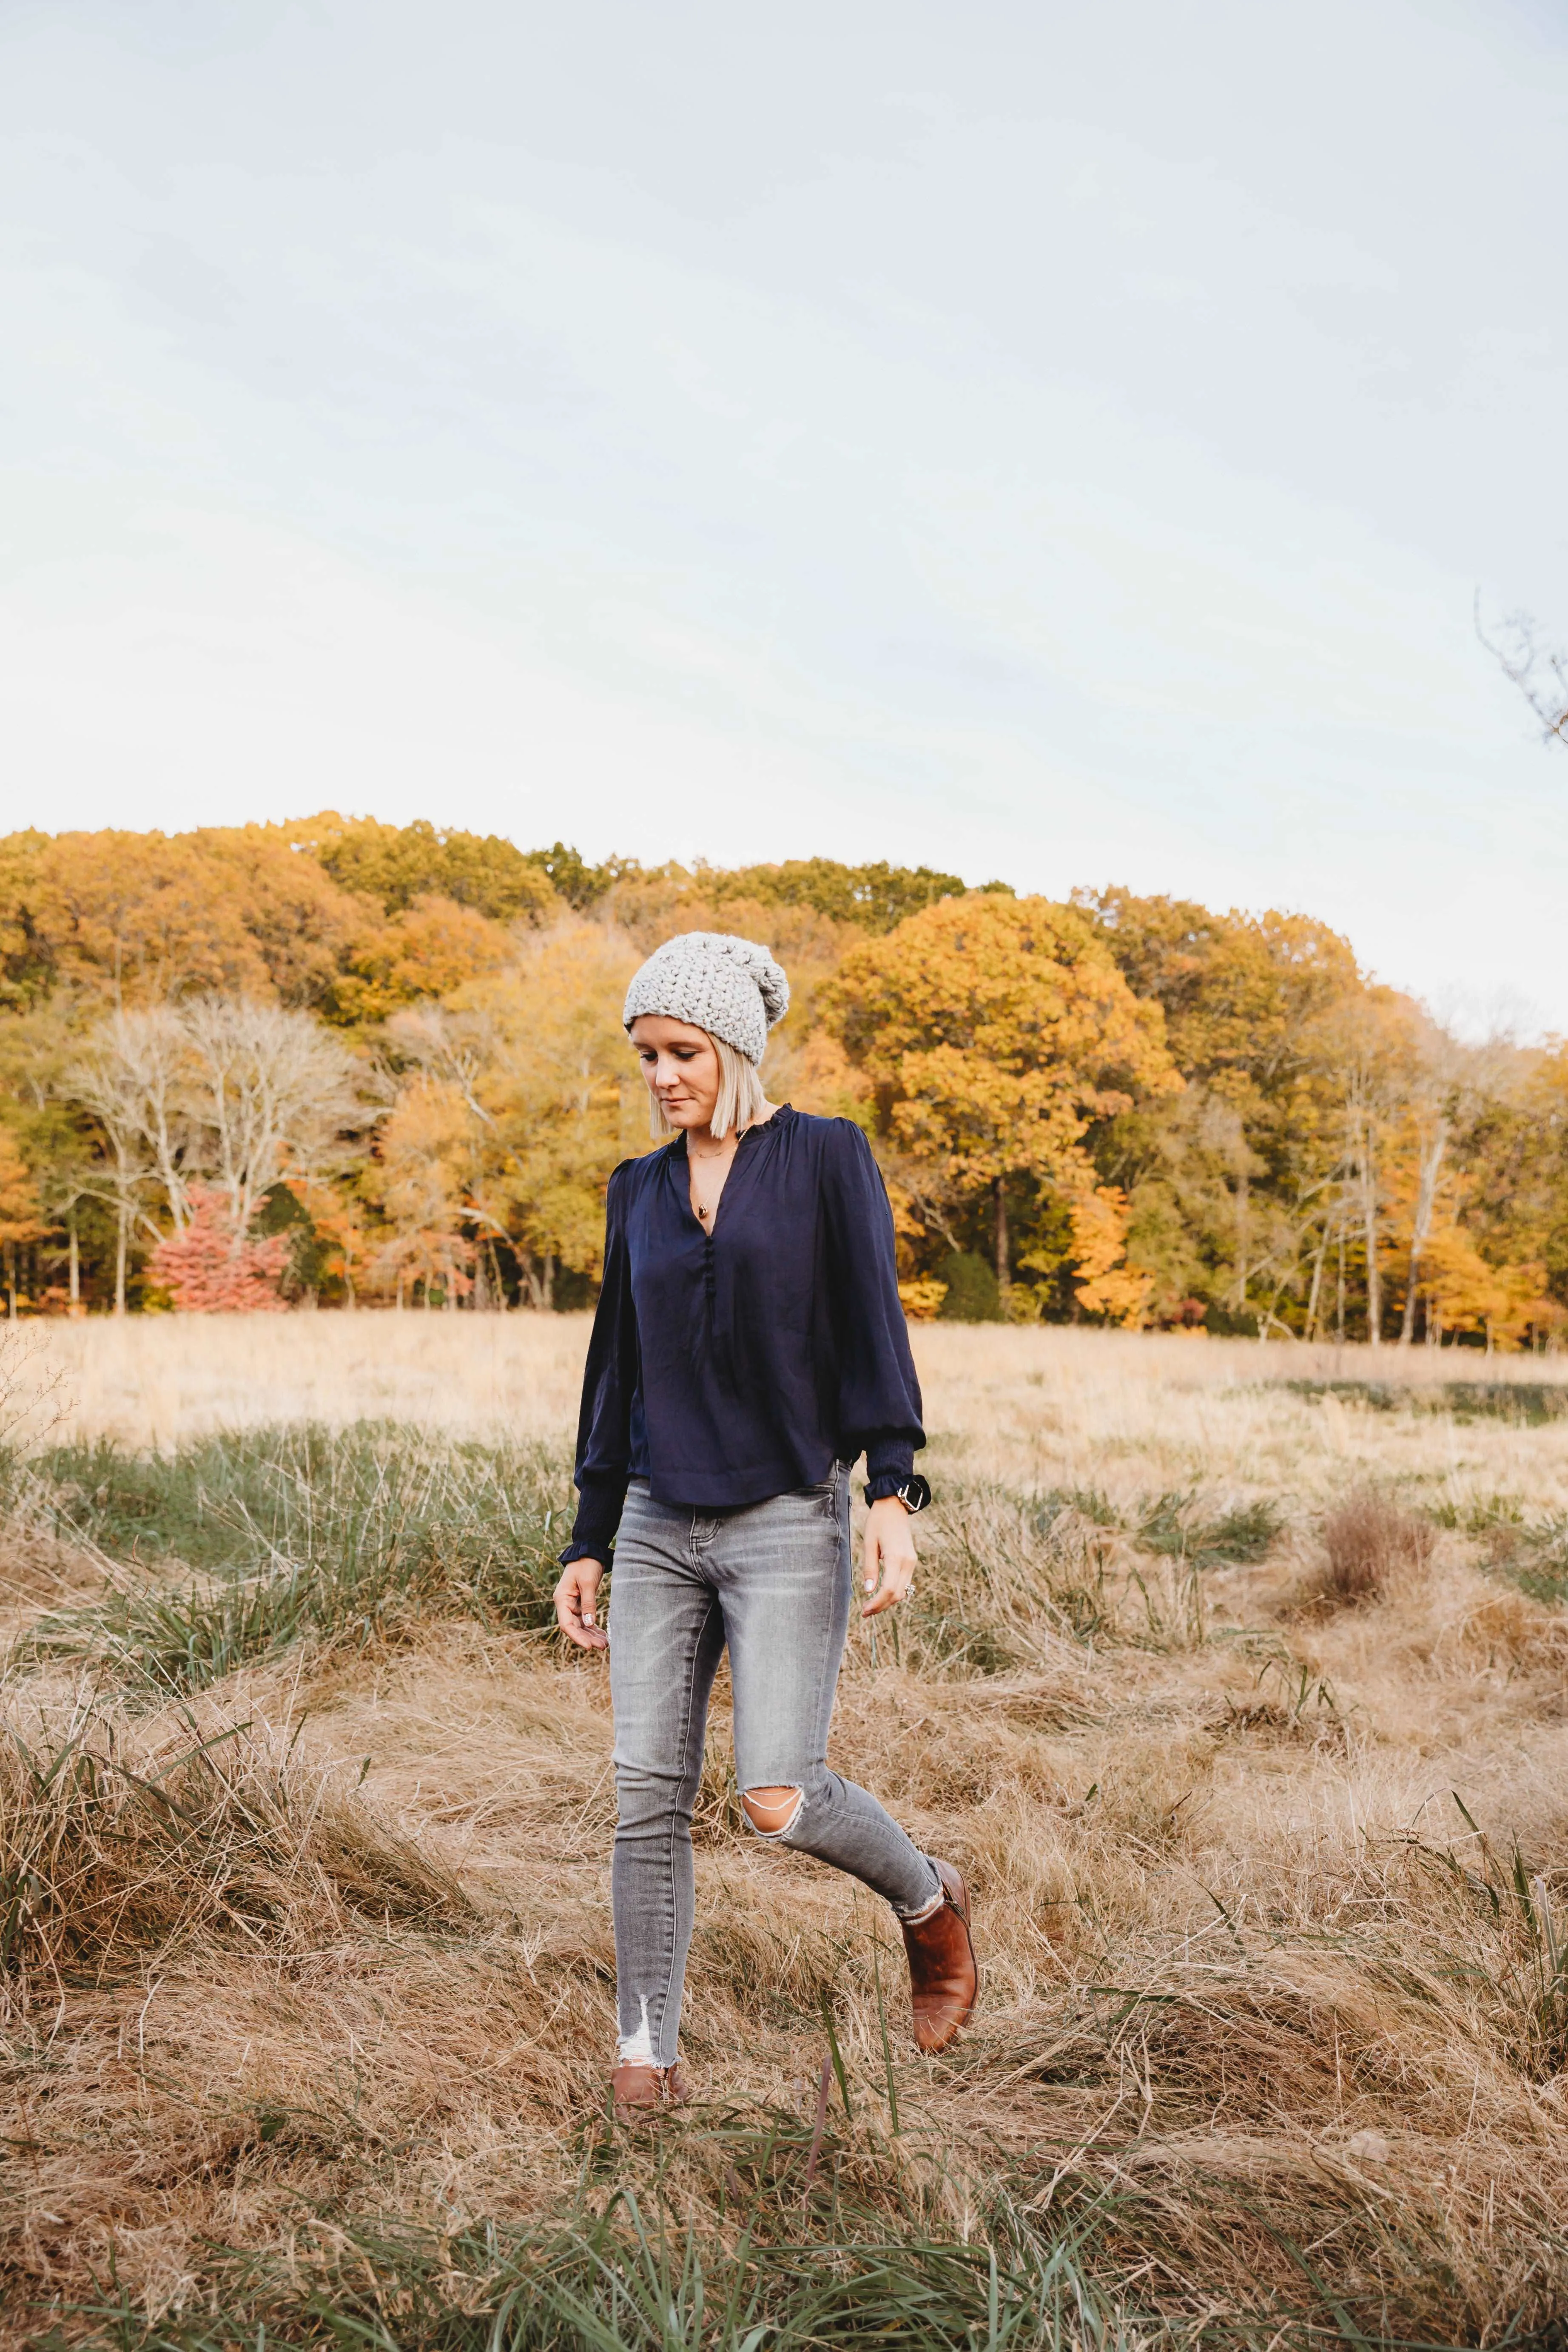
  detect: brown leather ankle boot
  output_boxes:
[611,2061,689,2124]
[901,1859,977,2054]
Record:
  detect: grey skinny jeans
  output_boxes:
[607,1464,941,2067]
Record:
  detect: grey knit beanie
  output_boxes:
[623,930,789,1065]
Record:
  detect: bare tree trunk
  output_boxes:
[543,1253,556,1311]
[1361,1125,1381,1346]
[68,1210,80,1308]
[993,1179,1008,1293]
[114,1199,128,1316]
[1336,1209,1346,1349]
[1305,1219,1329,1341]
[1398,1116,1448,1346]
[4,1244,14,1320]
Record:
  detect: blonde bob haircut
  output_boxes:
[648,1030,769,1142]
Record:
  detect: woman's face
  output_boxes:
[629,1015,721,1131]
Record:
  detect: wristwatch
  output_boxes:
[888,1474,931,1514]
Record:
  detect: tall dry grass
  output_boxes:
[3,1319,1568,2344]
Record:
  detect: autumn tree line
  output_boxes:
[0,815,1564,1346]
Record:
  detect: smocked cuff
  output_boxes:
[862,1438,916,1506]
[560,1475,628,1567]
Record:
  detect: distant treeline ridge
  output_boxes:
[0,816,1562,1345]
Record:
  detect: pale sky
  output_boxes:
[3,0,1566,1028]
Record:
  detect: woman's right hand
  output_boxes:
[553,1557,608,1651]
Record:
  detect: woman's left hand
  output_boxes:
[862,1495,917,1618]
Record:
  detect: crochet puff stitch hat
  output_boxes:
[623,930,789,1065]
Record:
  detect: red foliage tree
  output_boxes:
[149,1186,290,1313]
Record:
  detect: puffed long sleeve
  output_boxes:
[560,1162,639,1564]
[820,1121,925,1495]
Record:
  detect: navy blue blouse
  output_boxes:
[561,1106,926,1563]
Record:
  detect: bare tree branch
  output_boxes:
[1476,593,1568,749]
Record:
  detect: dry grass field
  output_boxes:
[5,1317,1568,2347]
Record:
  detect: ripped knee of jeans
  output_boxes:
[741,1785,805,1839]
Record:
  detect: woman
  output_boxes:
[553,929,977,2119]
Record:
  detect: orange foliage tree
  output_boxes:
[825,895,1181,1320]
[361,1077,477,1308]
[0,1128,48,1316]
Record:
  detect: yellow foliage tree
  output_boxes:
[786,1031,873,1128]
[362,1077,476,1308]
[391,925,651,1305]
[331,895,516,1025]
[0,820,558,1020]
[0,828,368,1010]
[1419,1224,1551,1352]
[287,1173,373,1309]
[1061,1186,1155,1328]
[277,813,559,925]
[825,895,1180,1304]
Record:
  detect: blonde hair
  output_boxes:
[648,1031,769,1142]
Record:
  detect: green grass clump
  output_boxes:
[1490,1515,1568,1607]
[1282,1378,1568,1426]
[1440,1382,1568,1426]
[1133,1490,1283,1569]
[19,1422,572,1693]
[28,1423,568,1578]
[1031,1488,1282,1570]
[1429,1494,1568,1606]
[1429,1493,1526,1533]
[1031,1485,1122,1532]
[41,2175,1138,2352]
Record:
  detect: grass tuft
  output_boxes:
[17,1423,571,1690]
[0,1709,469,1999]
[1311,1488,1436,1609]
[40,2179,1138,2352]
[1133,1490,1284,1568]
